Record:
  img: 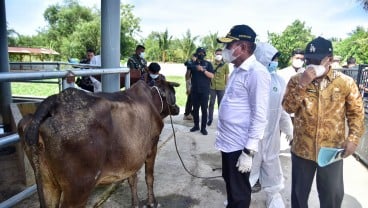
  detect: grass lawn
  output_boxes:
[11,76,188,107]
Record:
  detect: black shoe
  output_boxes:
[200,129,208,135]
[207,120,212,126]
[190,126,200,132]
[251,180,261,193]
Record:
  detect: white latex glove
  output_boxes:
[236,151,253,173]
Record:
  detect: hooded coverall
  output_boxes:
[250,42,293,208]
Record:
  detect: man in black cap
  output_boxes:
[187,47,214,135]
[215,25,271,207]
[282,36,364,208]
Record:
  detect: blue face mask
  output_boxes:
[268,61,278,73]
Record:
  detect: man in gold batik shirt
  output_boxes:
[282,37,364,208]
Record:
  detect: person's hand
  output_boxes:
[196,65,204,72]
[89,76,98,83]
[286,134,293,145]
[341,141,357,158]
[236,151,253,173]
[299,67,316,87]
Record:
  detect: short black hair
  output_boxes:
[215,48,222,53]
[292,48,304,56]
[148,62,161,73]
[272,52,281,61]
[136,45,145,50]
[87,49,95,54]
[347,56,356,65]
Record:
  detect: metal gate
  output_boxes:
[339,64,368,167]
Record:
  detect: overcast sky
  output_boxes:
[5,0,368,41]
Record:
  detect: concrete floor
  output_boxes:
[14,111,368,208]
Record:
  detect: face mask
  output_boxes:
[307,64,326,77]
[215,54,222,61]
[197,54,205,60]
[292,59,304,69]
[150,74,159,79]
[268,61,278,73]
[140,52,145,58]
[222,45,240,63]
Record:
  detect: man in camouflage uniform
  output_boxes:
[127,45,148,84]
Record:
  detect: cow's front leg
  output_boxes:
[145,144,158,207]
[128,173,139,208]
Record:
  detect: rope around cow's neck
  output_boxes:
[151,86,163,113]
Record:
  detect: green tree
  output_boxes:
[64,19,101,60]
[42,1,140,60]
[268,20,314,68]
[143,32,161,61]
[201,32,221,61]
[154,29,172,62]
[178,30,198,62]
[120,4,141,59]
[43,0,95,56]
[334,26,368,64]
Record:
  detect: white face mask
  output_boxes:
[215,54,223,61]
[307,64,326,77]
[222,45,240,63]
[292,59,304,69]
[150,74,159,79]
[140,52,145,58]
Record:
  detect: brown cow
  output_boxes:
[17,80,180,207]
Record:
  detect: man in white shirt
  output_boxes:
[278,48,305,84]
[216,25,271,208]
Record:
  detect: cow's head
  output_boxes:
[152,79,180,117]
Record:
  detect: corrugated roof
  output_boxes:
[8,47,59,55]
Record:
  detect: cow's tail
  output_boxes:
[23,94,58,146]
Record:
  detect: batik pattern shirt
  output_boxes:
[282,68,365,161]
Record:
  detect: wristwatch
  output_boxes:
[243,148,255,157]
[202,69,207,73]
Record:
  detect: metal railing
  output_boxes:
[0,185,36,208]
[337,65,368,168]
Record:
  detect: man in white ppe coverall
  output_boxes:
[251,42,293,208]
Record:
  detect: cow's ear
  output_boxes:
[168,82,180,87]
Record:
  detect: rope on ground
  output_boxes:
[168,113,222,179]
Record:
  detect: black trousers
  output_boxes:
[208,89,225,122]
[291,153,344,208]
[191,91,209,130]
[222,150,251,208]
[184,93,193,116]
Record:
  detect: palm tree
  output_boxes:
[154,29,172,62]
[179,29,199,61]
[201,32,222,60]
